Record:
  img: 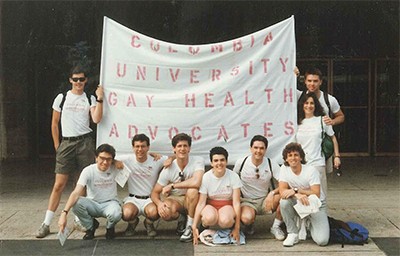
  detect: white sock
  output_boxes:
[272,218,282,228]
[43,210,54,226]
[186,216,193,228]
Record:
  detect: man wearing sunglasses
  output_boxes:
[58,144,122,240]
[151,133,205,243]
[36,65,104,238]
[233,135,285,240]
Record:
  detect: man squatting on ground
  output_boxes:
[151,133,205,242]
[233,135,285,240]
[58,144,122,240]
[118,133,172,237]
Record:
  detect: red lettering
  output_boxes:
[231,66,239,76]
[211,44,223,53]
[148,126,158,140]
[284,88,293,103]
[185,94,195,107]
[169,68,180,82]
[245,90,254,105]
[146,95,154,107]
[191,126,202,140]
[250,35,255,47]
[241,123,250,138]
[190,70,200,84]
[279,57,289,72]
[156,67,160,81]
[205,93,214,107]
[168,127,179,139]
[109,123,119,138]
[211,69,221,81]
[223,92,234,106]
[284,121,295,135]
[168,45,178,53]
[263,32,273,45]
[249,61,253,75]
[261,59,270,73]
[109,92,117,106]
[263,122,273,137]
[189,46,200,55]
[150,40,160,52]
[264,89,273,103]
[117,63,126,77]
[128,125,138,138]
[131,35,141,48]
[217,126,229,141]
[233,40,242,52]
[136,65,146,80]
[126,94,136,107]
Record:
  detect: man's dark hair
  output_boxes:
[70,65,87,77]
[171,133,192,147]
[95,144,116,159]
[282,142,307,166]
[297,92,326,125]
[131,133,150,146]
[209,146,228,162]
[250,135,268,148]
[304,67,323,80]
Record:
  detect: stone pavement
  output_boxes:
[0,157,399,255]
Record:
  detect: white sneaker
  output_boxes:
[179,226,193,242]
[270,226,285,240]
[283,233,299,247]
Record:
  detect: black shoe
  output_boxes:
[198,223,208,234]
[106,227,116,240]
[83,219,99,240]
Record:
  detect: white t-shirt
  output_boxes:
[233,156,280,199]
[157,156,205,196]
[52,91,96,137]
[199,169,242,200]
[296,116,334,167]
[279,164,325,201]
[296,90,341,116]
[119,154,167,196]
[77,163,118,203]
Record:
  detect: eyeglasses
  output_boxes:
[98,156,113,163]
[255,168,260,179]
[179,171,185,182]
[71,77,86,82]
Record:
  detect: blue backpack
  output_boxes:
[328,217,369,247]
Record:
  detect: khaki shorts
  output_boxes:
[241,196,271,215]
[55,136,95,175]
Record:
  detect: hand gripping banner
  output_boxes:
[98,16,296,164]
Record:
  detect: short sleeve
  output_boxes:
[52,93,64,112]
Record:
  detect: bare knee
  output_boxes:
[122,204,138,221]
[144,204,159,221]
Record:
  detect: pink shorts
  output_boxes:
[207,199,233,210]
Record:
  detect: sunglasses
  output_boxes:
[255,168,260,179]
[179,171,185,182]
[71,77,86,82]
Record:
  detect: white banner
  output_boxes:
[98,16,297,165]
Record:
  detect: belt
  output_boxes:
[62,132,92,141]
[129,194,150,199]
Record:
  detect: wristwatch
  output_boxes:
[293,188,299,193]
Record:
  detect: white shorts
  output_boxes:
[123,196,153,216]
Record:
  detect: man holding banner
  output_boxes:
[151,133,205,242]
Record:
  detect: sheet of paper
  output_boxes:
[57,227,69,246]
[115,167,131,188]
